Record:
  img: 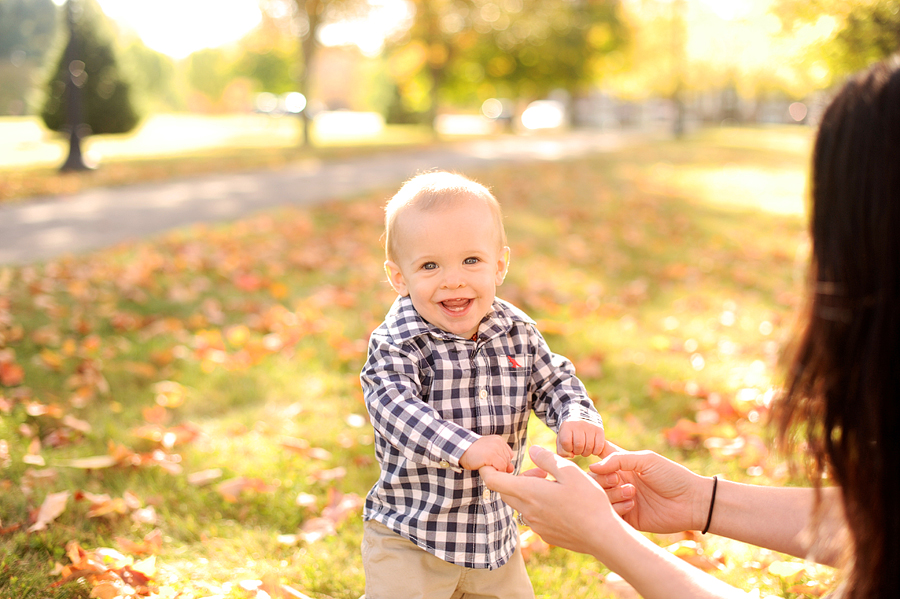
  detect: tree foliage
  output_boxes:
[40,0,139,136]
[772,0,900,80]
[385,0,627,125]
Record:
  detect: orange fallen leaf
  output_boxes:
[0,361,24,386]
[666,540,725,572]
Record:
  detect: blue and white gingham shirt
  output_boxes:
[361,295,603,569]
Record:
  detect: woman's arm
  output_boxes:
[593,447,848,567]
[481,446,747,599]
[704,480,846,566]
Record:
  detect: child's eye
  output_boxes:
[422,262,437,270]
[463,257,479,265]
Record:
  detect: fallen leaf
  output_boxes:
[298,517,335,543]
[28,490,69,532]
[768,560,808,580]
[187,468,223,486]
[216,476,275,502]
[0,361,24,386]
[518,529,550,561]
[64,455,118,469]
[666,540,725,571]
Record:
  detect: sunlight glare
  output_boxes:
[318,0,412,56]
[697,0,755,21]
[96,0,262,59]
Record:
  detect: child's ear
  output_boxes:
[495,246,510,285]
[384,260,409,296]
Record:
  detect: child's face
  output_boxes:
[385,198,509,339]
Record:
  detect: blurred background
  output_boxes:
[3,0,898,171]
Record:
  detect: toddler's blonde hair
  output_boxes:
[384,171,506,263]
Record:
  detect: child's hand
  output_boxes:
[557,421,606,458]
[460,435,515,472]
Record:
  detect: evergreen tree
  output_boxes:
[40,0,139,136]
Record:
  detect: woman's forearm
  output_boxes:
[708,480,846,566]
[592,517,747,599]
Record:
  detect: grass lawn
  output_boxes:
[0,124,837,598]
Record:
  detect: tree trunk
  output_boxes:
[298,0,323,147]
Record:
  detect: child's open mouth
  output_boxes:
[440,298,472,313]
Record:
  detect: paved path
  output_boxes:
[0,130,638,265]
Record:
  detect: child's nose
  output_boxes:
[441,267,466,288]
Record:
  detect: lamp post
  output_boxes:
[60,0,91,172]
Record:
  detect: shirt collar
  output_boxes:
[384,295,533,343]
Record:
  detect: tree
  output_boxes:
[772,0,900,81]
[385,0,627,130]
[462,0,628,110]
[259,0,370,146]
[40,0,139,137]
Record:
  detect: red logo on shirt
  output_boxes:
[507,356,521,368]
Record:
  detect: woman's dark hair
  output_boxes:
[776,56,900,598]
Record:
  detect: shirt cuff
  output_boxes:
[560,404,604,428]
[430,432,478,473]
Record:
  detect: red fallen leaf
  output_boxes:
[234,272,265,292]
[663,418,704,449]
[0,522,22,535]
[0,361,25,386]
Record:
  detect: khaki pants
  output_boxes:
[362,520,535,599]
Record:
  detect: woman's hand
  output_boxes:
[591,446,712,534]
[480,445,618,556]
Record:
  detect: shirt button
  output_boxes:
[439,460,450,468]
[482,489,491,501]
[478,389,488,400]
